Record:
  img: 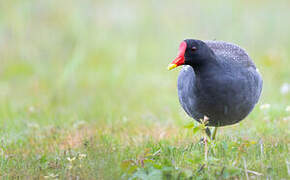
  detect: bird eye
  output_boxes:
[191,47,197,51]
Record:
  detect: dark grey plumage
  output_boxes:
[177,40,263,126]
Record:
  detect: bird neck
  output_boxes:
[190,56,220,77]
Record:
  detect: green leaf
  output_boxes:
[192,126,201,134]
[184,121,195,129]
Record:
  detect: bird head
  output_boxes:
[168,39,215,70]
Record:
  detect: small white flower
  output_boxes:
[67,157,76,162]
[78,153,87,160]
[44,173,58,179]
[122,116,128,122]
[28,106,35,113]
[260,104,270,110]
[280,83,290,95]
[286,106,290,112]
[203,115,209,122]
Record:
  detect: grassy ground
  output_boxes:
[0,0,289,179]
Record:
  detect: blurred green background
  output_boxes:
[0,0,289,179]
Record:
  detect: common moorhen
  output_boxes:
[168,39,263,130]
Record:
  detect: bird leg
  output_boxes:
[204,135,208,161]
[211,127,218,140]
[205,127,211,139]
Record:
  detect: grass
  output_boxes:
[0,0,289,179]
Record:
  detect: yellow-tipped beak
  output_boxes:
[167,63,177,70]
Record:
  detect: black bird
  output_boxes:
[168,39,262,137]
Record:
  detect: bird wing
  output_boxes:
[205,40,256,69]
[205,40,262,104]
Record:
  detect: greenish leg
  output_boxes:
[205,127,211,139]
[211,127,218,140]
